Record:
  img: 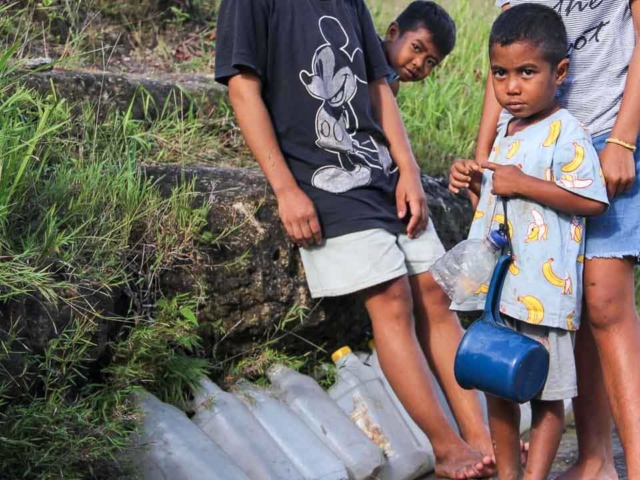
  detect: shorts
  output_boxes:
[503,316,577,401]
[585,133,640,262]
[299,223,446,298]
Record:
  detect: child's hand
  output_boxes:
[449,159,482,195]
[396,170,429,238]
[276,186,323,248]
[482,162,527,197]
[599,142,637,199]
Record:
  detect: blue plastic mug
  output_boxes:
[454,255,550,404]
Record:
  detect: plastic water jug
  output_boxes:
[132,390,249,480]
[454,255,550,403]
[430,229,508,304]
[365,346,453,476]
[190,378,304,480]
[233,380,349,480]
[267,364,384,480]
[328,347,431,480]
[354,350,370,363]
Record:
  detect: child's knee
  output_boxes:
[413,272,451,305]
[364,277,414,325]
[530,398,564,415]
[367,276,412,304]
[584,282,630,330]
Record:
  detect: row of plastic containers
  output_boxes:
[132,345,565,480]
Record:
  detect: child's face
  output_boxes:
[490,41,569,120]
[384,23,444,82]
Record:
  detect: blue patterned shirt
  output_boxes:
[454,109,608,330]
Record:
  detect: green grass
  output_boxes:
[0,41,216,476]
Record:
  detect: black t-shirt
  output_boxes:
[215,0,405,239]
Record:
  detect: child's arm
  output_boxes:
[471,3,512,164]
[600,0,640,198]
[483,162,607,216]
[475,76,504,164]
[389,78,400,97]
[228,72,323,247]
[369,77,428,238]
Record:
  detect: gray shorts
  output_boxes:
[299,223,446,298]
[503,316,577,401]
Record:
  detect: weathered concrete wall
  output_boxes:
[142,165,473,358]
[20,69,226,119]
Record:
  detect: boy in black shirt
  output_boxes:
[216,1,494,477]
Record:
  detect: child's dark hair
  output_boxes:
[395,1,456,57]
[489,4,568,66]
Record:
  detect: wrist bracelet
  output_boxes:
[605,137,637,152]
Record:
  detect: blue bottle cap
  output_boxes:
[488,229,508,250]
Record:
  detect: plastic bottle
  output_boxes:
[132,389,249,480]
[430,229,508,304]
[233,380,349,480]
[267,364,384,480]
[363,346,441,476]
[367,342,464,432]
[190,378,304,480]
[328,347,431,480]
[354,350,371,363]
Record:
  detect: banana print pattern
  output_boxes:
[570,218,583,243]
[559,174,594,190]
[453,109,608,331]
[489,145,500,162]
[525,209,548,242]
[542,120,562,147]
[561,142,585,172]
[517,295,545,325]
[544,167,556,182]
[509,256,520,276]
[506,140,521,159]
[493,214,514,239]
[542,258,573,294]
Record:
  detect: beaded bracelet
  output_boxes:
[605,137,637,152]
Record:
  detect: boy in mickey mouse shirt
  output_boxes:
[215,0,495,477]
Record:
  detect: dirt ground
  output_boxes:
[421,420,627,479]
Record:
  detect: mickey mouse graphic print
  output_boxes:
[300,16,397,194]
[215,0,407,239]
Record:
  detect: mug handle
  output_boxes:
[483,254,513,326]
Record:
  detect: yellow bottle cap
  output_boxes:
[331,346,352,363]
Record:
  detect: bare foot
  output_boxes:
[553,460,618,480]
[435,445,496,479]
[464,435,496,474]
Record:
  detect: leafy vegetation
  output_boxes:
[0,34,214,478]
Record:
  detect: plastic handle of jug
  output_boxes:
[483,254,513,325]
